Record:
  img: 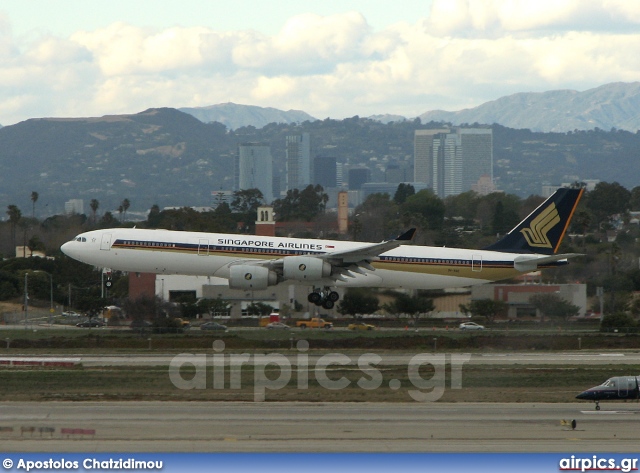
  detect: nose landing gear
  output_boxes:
[308,287,340,310]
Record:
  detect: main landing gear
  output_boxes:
[308,287,340,310]
[595,401,600,411]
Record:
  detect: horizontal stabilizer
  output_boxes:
[514,253,583,272]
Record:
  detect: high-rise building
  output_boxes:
[313,156,337,188]
[415,128,493,198]
[348,168,370,190]
[64,199,84,215]
[286,132,311,190]
[238,143,273,203]
[414,129,449,185]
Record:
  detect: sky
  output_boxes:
[1,0,640,126]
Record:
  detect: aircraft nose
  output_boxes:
[61,241,76,257]
[576,390,593,400]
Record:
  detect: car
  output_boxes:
[348,322,376,331]
[459,322,485,331]
[130,319,153,330]
[62,311,83,317]
[265,322,290,330]
[200,322,227,331]
[76,319,105,328]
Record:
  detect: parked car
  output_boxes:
[265,322,290,330]
[459,322,485,331]
[200,322,227,331]
[347,322,376,331]
[76,319,105,328]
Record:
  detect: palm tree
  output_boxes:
[30,191,39,219]
[118,205,124,223]
[90,199,99,223]
[122,199,130,222]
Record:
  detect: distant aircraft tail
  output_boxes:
[483,187,584,255]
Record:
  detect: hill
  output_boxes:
[179,102,316,130]
[1,109,640,215]
[419,82,640,132]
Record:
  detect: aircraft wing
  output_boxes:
[319,228,416,264]
[514,253,583,272]
[258,228,416,281]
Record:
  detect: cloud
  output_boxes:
[1,3,640,125]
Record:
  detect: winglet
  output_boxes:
[396,228,416,242]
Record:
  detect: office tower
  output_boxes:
[415,128,493,198]
[348,168,370,190]
[286,132,311,190]
[64,199,84,215]
[238,143,273,203]
[414,129,449,185]
[385,164,405,184]
[313,156,337,188]
[458,128,493,193]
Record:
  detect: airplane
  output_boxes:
[61,187,583,309]
[576,376,640,410]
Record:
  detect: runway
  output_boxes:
[2,351,640,367]
[1,402,639,452]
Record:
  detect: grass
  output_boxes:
[1,363,637,403]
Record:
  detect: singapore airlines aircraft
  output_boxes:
[61,188,583,309]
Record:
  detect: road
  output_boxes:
[1,402,638,452]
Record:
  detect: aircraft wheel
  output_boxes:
[328,291,340,302]
[595,402,600,411]
[308,292,321,304]
[322,299,334,310]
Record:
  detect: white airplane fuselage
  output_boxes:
[61,228,561,291]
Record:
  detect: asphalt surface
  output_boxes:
[1,401,639,452]
[3,351,640,367]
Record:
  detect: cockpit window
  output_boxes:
[73,236,87,242]
[601,379,615,387]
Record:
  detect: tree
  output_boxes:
[337,289,379,317]
[393,183,415,205]
[529,293,580,321]
[231,189,264,215]
[587,181,631,224]
[401,189,445,231]
[459,299,506,323]
[385,292,435,323]
[30,191,39,219]
[246,302,275,315]
[273,185,328,222]
[121,199,130,221]
[90,199,100,223]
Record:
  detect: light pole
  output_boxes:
[33,270,53,325]
[23,273,28,330]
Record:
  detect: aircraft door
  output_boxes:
[198,239,209,256]
[618,377,629,397]
[100,233,113,251]
[472,254,482,272]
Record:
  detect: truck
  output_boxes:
[296,317,333,329]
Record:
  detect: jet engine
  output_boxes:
[229,264,278,290]
[282,256,332,282]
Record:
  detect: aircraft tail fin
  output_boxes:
[483,187,584,255]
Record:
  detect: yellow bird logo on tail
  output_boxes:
[520,203,561,248]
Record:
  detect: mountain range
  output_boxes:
[178,103,316,130]
[1,81,639,217]
[417,82,640,133]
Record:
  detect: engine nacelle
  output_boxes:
[229,265,278,290]
[283,256,332,282]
